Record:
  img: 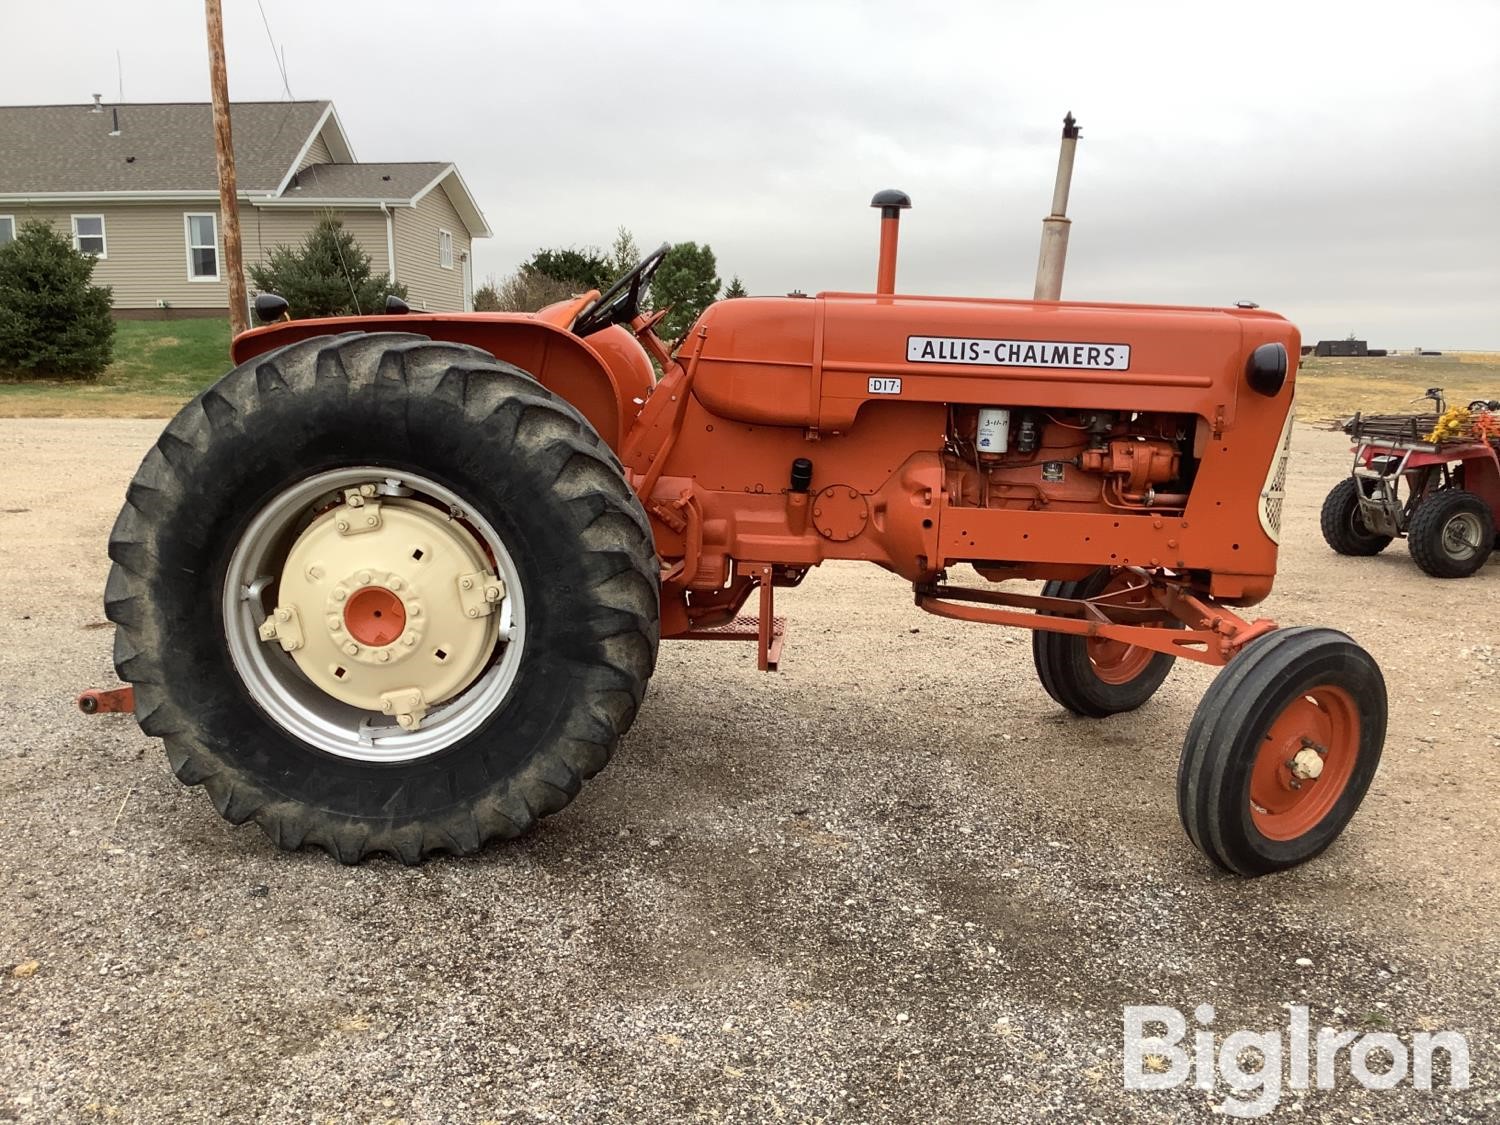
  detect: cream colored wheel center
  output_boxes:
[256,485,509,731]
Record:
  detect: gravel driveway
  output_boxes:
[1,419,1495,1123]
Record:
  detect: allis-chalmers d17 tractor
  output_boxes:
[90,186,1388,878]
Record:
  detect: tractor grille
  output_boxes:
[1259,404,1295,543]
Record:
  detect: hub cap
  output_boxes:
[223,468,525,763]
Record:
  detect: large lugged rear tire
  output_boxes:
[1032,569,1179,717]
[1405,488,1494,578]
[1319,477,1392,556]
[1177,627,1386,877]
[105,332,659,863]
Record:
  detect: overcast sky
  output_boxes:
[6,1,1498,347]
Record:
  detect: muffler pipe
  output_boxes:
[1033,112,1081,301]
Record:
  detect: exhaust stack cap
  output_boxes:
[870,188,912,219]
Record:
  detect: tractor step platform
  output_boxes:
[678,614,787,671]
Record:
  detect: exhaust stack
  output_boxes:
[1033,112,1081,301]
[870,189,912,295]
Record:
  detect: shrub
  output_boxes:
[247,214,406,317]
[481,270,580,313]
[0,221,115,380]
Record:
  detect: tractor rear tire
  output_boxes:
[1319,477,1392,556]
[1177,627,1385,877]
[1032,569,1178,718]
[1406,489,1494,578]
[104,332,659,863]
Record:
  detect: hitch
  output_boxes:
[77,686,136,715]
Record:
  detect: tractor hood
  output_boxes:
[690,292,1298,432]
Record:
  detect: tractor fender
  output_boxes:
[230,314,651,451]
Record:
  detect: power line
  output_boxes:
[256,0,293,99]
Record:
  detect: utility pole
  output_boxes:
[205,0,248,336]
[1033,111,1082,302]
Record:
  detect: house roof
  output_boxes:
[0,100,333,194]
[0,99,490,238]
[285,161,451,200]
[275,162,494,238]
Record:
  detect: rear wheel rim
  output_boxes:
[1248,685,1359,841]
[222,467,527,764]
[1086,575,1159,685]
[1442,511,1483,560]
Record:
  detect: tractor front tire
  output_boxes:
[105,332,659,863]
[1177,627,1386,877]
[1319,477,1393,556]
[1406,489,1494,578]
[1032,569,1179,718]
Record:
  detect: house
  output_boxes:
[0,99,490,316]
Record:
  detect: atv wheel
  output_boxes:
[1319,477,1392,556]
[1406,488,1494,578]
[105,332,659,863]
[1032,569,1178,718]
[1177,627,1385,876]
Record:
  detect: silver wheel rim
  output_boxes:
[222,467,526,763]
[1442,511,1483,561]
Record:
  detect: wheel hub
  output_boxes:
[343,585,406,647]
[258,491,506,728]
[1289,745,1325,781]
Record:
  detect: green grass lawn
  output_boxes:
[0,318,231,417]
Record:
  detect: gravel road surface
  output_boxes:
[1,419,1496,1123]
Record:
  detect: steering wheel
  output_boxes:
[571,242,671,338]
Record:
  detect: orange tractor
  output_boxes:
[91,140,1387,876]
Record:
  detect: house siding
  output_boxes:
[8,202,231,310]
[392,183,469,311]
[5,202,391,313]
[297,135,333,171]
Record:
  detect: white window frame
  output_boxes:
[0,216,14,247]
[183,212,220,282]
[72,214,107,258]
[439,228,453,270]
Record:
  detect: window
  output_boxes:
[0,216,13,247]
[184,213,219,281]
[72,215,106,257]
[439,229,453,270]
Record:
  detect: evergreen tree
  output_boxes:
[607,227,642,285]
[248,214,406,318]
[649,242,721,344]
[0,220,114,379]
[723,275,748,299]
[520,246,612,292]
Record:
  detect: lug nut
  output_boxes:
[332,587,348,602]
[358,571,372,585]
[378,650,390,663]
[327,616,341,631]
[343,642,359,656]
[389,577,403,591]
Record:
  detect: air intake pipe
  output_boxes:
[871,189,912,295]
